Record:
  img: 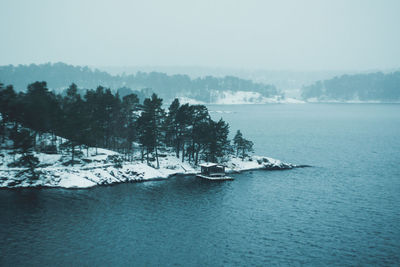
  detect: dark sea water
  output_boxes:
[1,104,399,266]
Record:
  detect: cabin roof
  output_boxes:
[199,162,218,168]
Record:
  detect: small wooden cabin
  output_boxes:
[200,163,225,177]
[197,163,233,180]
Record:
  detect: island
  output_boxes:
[0,81,305,189]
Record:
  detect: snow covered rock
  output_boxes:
[0,147,307,189]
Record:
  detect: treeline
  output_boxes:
[301,71,400,101]
[0,62,279,103]
[0,81,254,167]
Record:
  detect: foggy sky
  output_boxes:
[1,0,399,71]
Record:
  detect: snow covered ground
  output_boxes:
[178,91,305,105]
[0,146,302,189]
[213,91,305,104]
[305,98,400,104]
[177,97,206,105]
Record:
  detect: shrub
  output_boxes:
[107,154,123,168]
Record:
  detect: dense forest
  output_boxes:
[301,71,400,101]
[0,63,279,103]
[0,81,254,169]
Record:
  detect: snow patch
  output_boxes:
[177,91,305,105]
[177,97,206,105]
[57,172,97,188]
[212,91,305,104]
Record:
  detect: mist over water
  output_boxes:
[1,0,400,70]
[1,104,399,266]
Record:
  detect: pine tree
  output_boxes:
[240,139,254,160]
[22,81,60,149]
[233,130,243,156]
[164,98,180,155]
[137,93,164,168]
[62,83,87,165]
[121,93,140,160]
[204,118,231,163]
[23,82,54,133]
[189,105,210,164]
[0,84,18,143]
[9,128,40,180]
[233,130,254,160]
[0,84,17,124]
[176,103,192,162]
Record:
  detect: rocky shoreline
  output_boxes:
[0,148,305,189]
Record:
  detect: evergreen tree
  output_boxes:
[192,119,211,165]
[164,98,180,154]
[233,130,243,156]
[22,81,60,148]
[9,128,39,180]
[62,83,87,165]
[240,139,254,160]
[233,130,254,160]
[0,84,17,124]
[204,118,231,163]
[189,105,210,164]
[10,128,34,155]
[121,93,140,160]
[137,93,164,168]
[84,86,115,151]
[0,84,18,142]
[175,103,192,162]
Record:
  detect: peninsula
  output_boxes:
[0,81,304,188]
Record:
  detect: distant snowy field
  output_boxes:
[178,91,305,105]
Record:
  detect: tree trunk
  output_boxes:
[191,139,195,161]
[176,139,180,158]
[71,144,75,166]
[51,132,56,147]
[33,132,37,151]
[146,148,149,165]
[181,143,185,163]
[1,121,5,143]
[195,145,201,165]
[155,146,160,169]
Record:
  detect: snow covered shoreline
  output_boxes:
[0,148,304,189]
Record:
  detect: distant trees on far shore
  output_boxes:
[0,62,279,103]
[0,81,254,167]
[301,71,400,101]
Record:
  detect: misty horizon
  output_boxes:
[1,0,400,71]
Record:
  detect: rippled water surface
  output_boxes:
[1,104,400,266]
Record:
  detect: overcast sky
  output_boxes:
[1,0,399,71]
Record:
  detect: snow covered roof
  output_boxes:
[199,163,218,168]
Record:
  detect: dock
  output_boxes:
[196,174,234,181]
